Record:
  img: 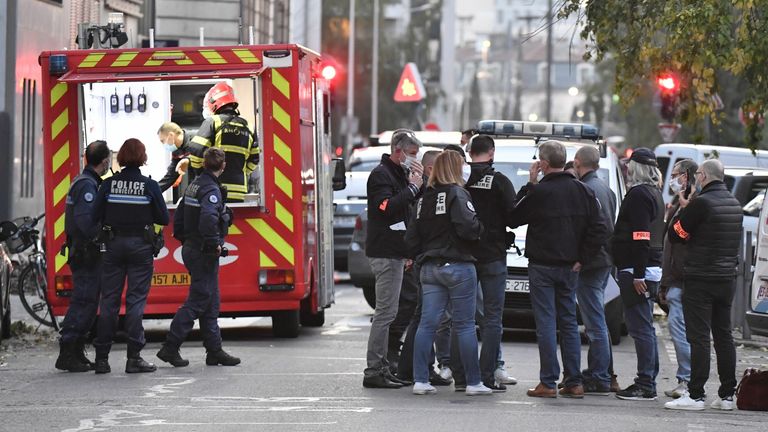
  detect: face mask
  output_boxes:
[403,154,417,170]
[163,140,177,152]
[462,165,471,182]
[669,176,684,193]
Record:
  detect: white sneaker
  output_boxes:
[465,383,493,396]
[494,366,518,385]
[439,367,453,381]
[711,396,735,411]
[664,382,689,398]
[664,395,705,411]
[412,382,436,395]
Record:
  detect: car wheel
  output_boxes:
[272,310,300,338]
[362,285,376,309]
[605,297,623,346]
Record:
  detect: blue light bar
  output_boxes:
[49,54,69,76]
[477,120,600,141]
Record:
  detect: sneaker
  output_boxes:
[484,381,507,393]
[583,381,611,396]
[664,381,689,399]
[429,370,452,386]
[494,366,518,385]
[665,394,705,411]
[412,382,437,395]
[616,384,657,401]
[711,396,735,411]
[439,367,453,381]
[465,383,493,396]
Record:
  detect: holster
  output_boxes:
[143,225,165,257]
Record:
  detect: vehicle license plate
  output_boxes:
[333,216,357,226]
[758,280,768,300]
[152,273,190,287]
[505,279,529,293]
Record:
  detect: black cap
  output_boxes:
[630,147,658,166]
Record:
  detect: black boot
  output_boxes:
[94,356,111,374]
[73,339,95,370]
[156,344,189,367]
[126,355,157,373]
[55,342,91,373]
[205,349,241,366]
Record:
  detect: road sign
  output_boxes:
[658,122,681,143]
[394,62,426,102]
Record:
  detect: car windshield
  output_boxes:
[349,160,380,172]
[493,162,609,191]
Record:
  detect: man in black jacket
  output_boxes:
[665,159,742,411]
[509,141,608,398]
[157,122,195,195]
[363,129,424,389]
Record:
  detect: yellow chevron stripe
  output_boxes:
[273,134,291,166]
[111,51,139,67]
[54,213,66,240]
[247,219,294,265]
[272,101,291,132]
[50,82,67,107]
[51,109,68,141]
[144,59,164,66]
[52,141,70,174]
[53,175,71,206]
[274,168,293,199]
[260,251,276,267]
[175,58,194,65]
[275,201,294,232]
[199,50,226,65]
[79,53,105,68]
[272,69,290,99]
[233,49,260,63]
[55,252,67,272]
[229,224,242,235]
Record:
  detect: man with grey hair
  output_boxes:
[363,129,424,389]
[665,159,742,411]
[509,140,608,398]
[573,146,617,394]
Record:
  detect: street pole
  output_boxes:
[545,0,553,121]
[346,0,356,154]
[370,0,379,136]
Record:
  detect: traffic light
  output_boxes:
[657,74,679,122]
[321,64,337,81]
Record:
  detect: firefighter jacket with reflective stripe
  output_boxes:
[611,184,664,279]
[465,161,516,262]
[174,170,229,248]
[188,109,259,202]
[65,166,102,242]
[406,184,483,264]
[668,181,742,280]
[93,167,169,231]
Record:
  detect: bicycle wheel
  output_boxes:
[18,264,56,328]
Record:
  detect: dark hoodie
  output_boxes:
[465,161,517,262]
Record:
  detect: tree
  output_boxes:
[558,0,768,149]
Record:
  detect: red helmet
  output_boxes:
[205,82,238,112]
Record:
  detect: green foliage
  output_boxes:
[559,0,768,150]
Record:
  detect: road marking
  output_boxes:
[229,372,361,376]
[143,377,196,398]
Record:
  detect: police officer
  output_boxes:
[156,122,196,195]
[187,82,260,203]
[156,147,240,367]
[92,138,169,374]
[55,141,111,373]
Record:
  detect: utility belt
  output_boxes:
[183,235,228,257]
[61,235,101,270]
[99,225,164,257]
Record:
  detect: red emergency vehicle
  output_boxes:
[39,44,342,337]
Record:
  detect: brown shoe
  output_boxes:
[610,375,620,393]
[559,384,585,398]
[527,383,557,398]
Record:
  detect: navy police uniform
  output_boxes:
[92,167,169,359]
[166,170,231,352]
[60,166,103,345]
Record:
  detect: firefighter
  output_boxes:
[91,138,169,374]
[156,147,241,367]
[187,82,260,203]
[156,122,196,195]
[55,140,112,373]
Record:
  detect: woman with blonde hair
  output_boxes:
[405,151,490,396]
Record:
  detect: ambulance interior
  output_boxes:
[80,77,260,207]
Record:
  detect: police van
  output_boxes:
[478,120,627,344]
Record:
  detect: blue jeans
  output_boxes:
[576,266,612,386]
[528,263,582,389]
[477,260,506,384]
[619,272,659,392]
[666,287,691,383]
[414,261,480,385]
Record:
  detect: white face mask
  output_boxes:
[403,154,418,170]
[669,176,684,193]
[462,165,471,182]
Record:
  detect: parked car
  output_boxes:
[0,222,15,341]
[724,167,768,237]
[748,187,768,336]
[332,199,367,271]
[348,208,375,307]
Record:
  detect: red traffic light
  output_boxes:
[657,74,678,92]
[321,65,337,81]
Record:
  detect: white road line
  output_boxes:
[143,378,196,398]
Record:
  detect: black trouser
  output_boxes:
[60,262,102,344]
[387,266,419,369]
[683,278,737,399]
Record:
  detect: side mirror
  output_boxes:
[331,158,346,191]
[0,221,18,242]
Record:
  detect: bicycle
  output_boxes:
[1,213,58,330]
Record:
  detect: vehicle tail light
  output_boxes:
[55,275,73,292]
[258,270,295,292]
[354,215,362,231]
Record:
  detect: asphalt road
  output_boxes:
[1,279,767,432]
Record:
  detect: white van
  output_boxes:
[748,188,768,336]
[654,143,768,204]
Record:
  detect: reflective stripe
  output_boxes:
[672,220,690,240]
[220,144,249,156]
[107,194,151,205]
[185,197,200,207]
[192,135,211,147]
[222,183,247,193]
[227,191,245,201]
[379,199,389,212]
[632,231,651,241]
